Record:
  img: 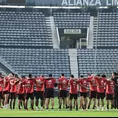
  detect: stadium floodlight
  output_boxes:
[0,5,82,9]
[33,6,81,9]
[0,5,25,8]
[18,6,25,8]
[33,6,50,9]
[98,6,108,9]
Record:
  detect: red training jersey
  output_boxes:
[36,77,45,92]
[87,76,97,91]
[95,77,106,93]
[10,78,17,93]
[58,77,69,90]
[106,80,115,94]
[17,79,26,94]
[0,77,3,92]
[69,79,79,94]
[44,78,56,89]
[25,78,35,94]
[3,76,10,92]
[78,78,88,93]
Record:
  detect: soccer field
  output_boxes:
[0,109,118,117]
[0,98,118,117]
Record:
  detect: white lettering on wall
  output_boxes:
[61,0,118,6]
[89,0,95,6]
[76,0,82,6]
[61,0,68,5]
[106,0,112,6]
[95,0,101,5]
[83,0,89,6]
[115,0,118,5]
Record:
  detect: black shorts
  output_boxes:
[45,88,54,98]
[10,92,16,99]
[0,92,3,99]
[34,90,36,97]
[69,93,78,100]
[90,91,97,99]
[80,92,88,98]
[106,94,113,100]
[59,90,68,98]
[35,91,44,100]
[26,93,34,100]
[97,92,105,99]
[3,91,9,95]
[18,94,25,101]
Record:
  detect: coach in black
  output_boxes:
[112,72,118,109]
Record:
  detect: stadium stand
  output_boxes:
[0,7,118,78]
[0,48,70,77]
[78,49,118,76]
[93,11,118,48]
[53,12,90,28]
[0,9,53,48]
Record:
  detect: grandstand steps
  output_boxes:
[93,17,98,47]
[45,17,54,38]
[0,56,18,76]
[45,17,59,49]
[87,16,94,49]
[69,49,78,78]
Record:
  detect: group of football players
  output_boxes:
[0,72,118,111]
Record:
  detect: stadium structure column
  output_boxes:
[87,16,94,49]
[45,16,59,49]
[69,49,78,78]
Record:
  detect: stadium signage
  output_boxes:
[64,29,81,34]
[61,0,118,6]
[2,0,118,6]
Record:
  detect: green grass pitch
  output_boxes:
[0,98,118,117]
